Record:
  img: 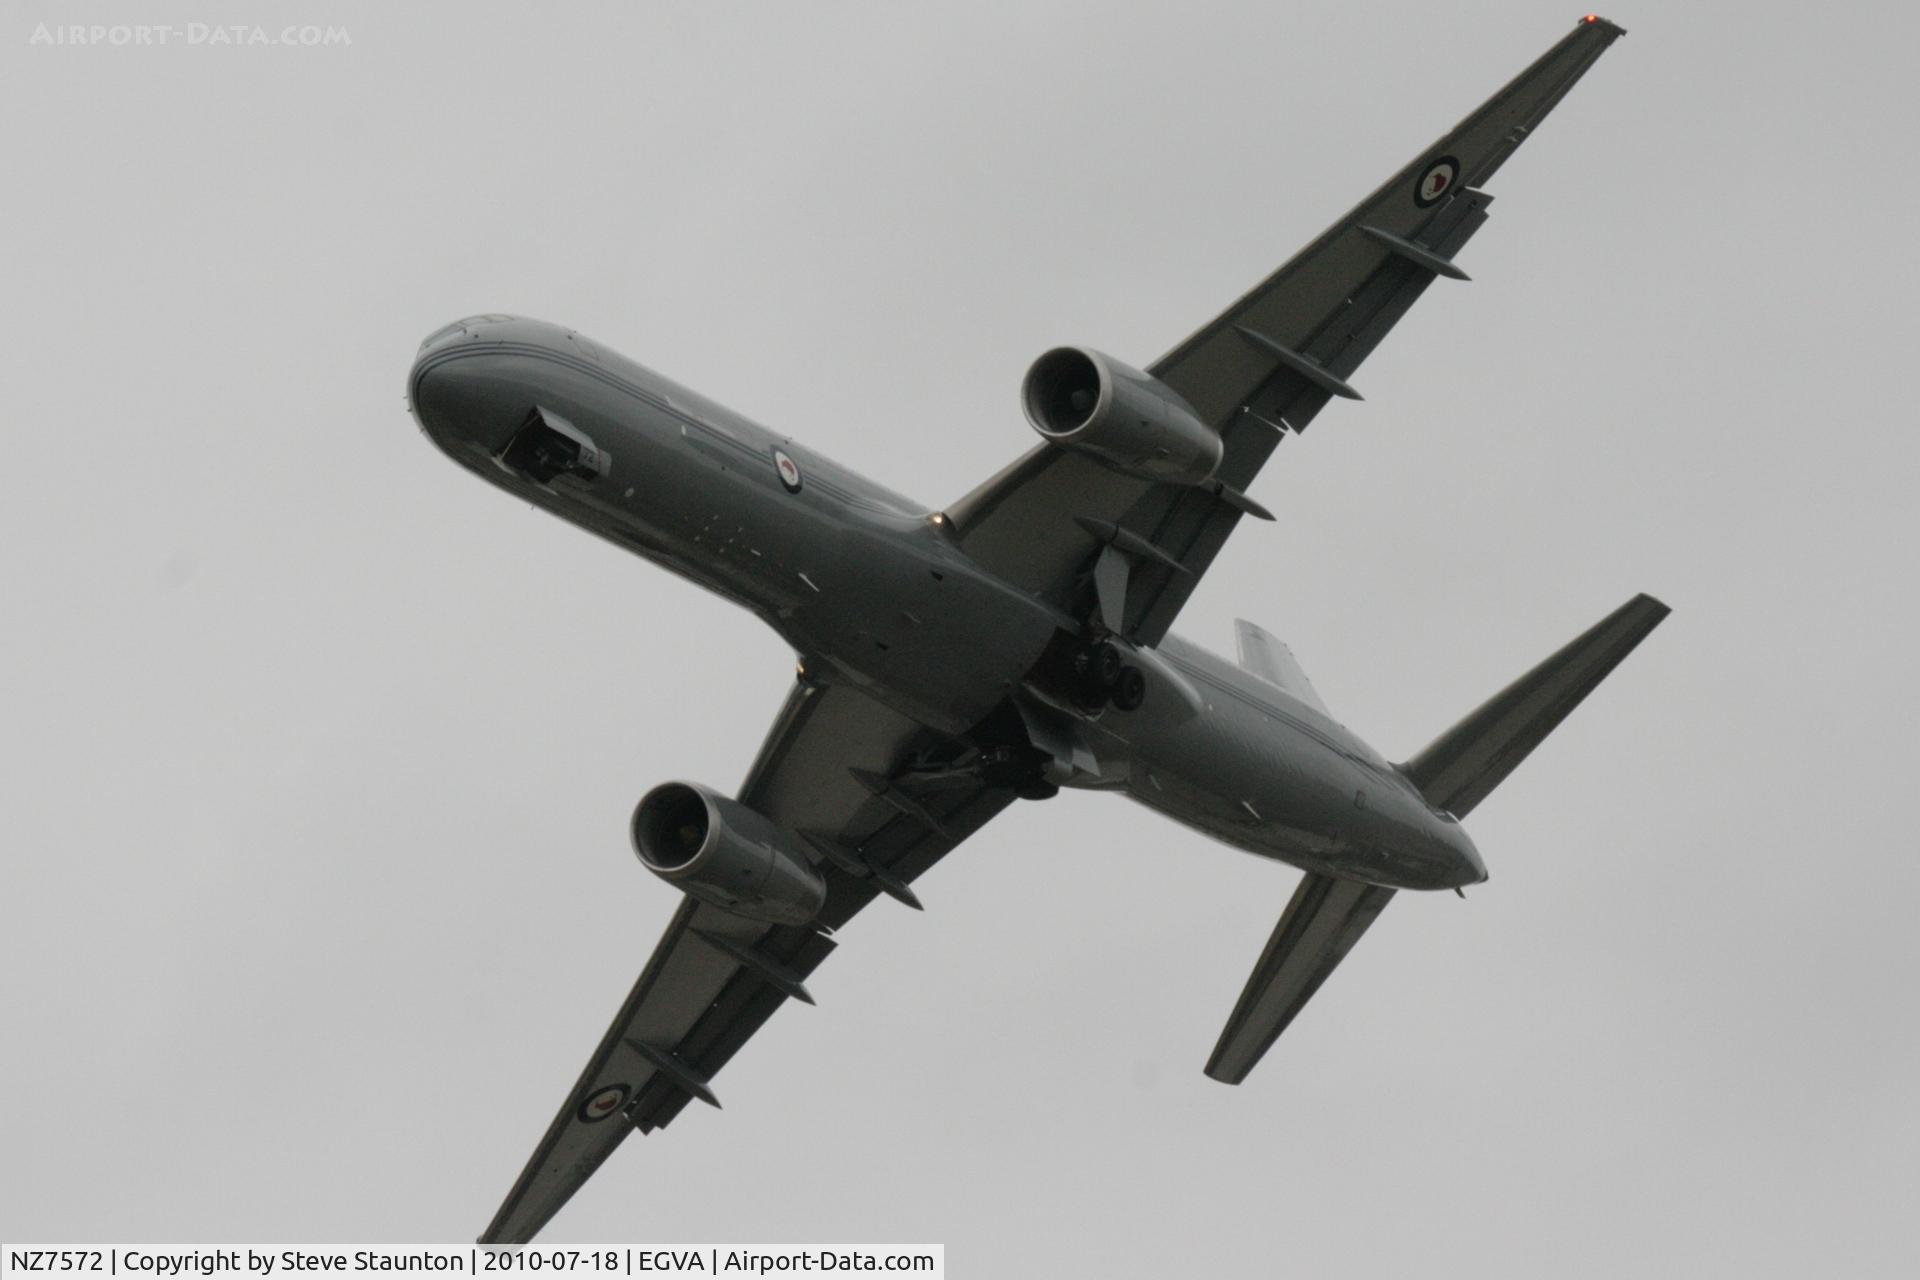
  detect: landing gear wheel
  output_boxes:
[1110,665,1146,712]
[1016,779,1060,801]
[1087,641,1124,686]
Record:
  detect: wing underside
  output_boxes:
[947,18,1626,645]
[480,680,1015,1243]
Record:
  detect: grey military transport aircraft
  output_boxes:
[408,16,1662,1243]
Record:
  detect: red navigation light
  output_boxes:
[1583,13,1601,22]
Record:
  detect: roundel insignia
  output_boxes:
[1414,155,1461,208]
[772,447,802,493]
[578,1083,630,1123]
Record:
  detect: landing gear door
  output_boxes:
[496,406,611,485]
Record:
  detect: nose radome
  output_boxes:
[406,315,573,455]
[409,317,477,426]
[408,325,516,451]
[407,355,458,437]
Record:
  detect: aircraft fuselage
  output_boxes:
[408,315,1484,892]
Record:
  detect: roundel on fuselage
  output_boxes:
[772,447,802,493]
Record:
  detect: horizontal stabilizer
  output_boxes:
[1206,872,1396,1084]
[1400,593,1669,818]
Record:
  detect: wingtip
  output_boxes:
[1629,591,1672,621]
[1203,1057,1248,1086]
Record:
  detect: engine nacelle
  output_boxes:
[631,781,826,925]
[1022,346,1223,486]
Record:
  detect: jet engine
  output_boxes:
[631,781,825,925]
[1022,346,1223,486]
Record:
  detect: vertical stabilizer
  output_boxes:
[1234,620,1331,717]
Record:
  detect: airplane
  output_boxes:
[407,15,1663,1244]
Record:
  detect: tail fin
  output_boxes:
[1234,619,1331,717]
[1399,594,1669,818]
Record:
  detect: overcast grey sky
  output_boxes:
[5,1,1917,1273]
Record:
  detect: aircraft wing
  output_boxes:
[946,17,1626,646]
[479,679,1016,1244]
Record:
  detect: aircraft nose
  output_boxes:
[408,369,444,434]
[407,339,468,439]
[408,319,517,450]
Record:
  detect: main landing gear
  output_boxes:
[1069,639,1146,713]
